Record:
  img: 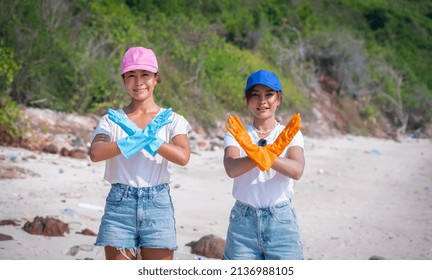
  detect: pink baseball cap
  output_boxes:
[121,46,158,75]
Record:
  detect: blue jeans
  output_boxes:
[95,183,177,251]
[223,200,304,260]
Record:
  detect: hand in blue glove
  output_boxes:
[107,108,139,135]
[110,108,173,158]
[141,108,173,156]
[108,108,173,137]
[142,108,173,138]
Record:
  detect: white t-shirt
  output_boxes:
[92,108,191,187]
[224,123,304,207]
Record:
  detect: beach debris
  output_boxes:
[60,147,70,157]
[22,216,70,236]
[370,149,382,155]
[60,148,87,159]
[76,228,97,236]
[0,162,40,179]
[66,245,80,256]
[186,234,226,259]
[43,144,58,154]
[69,149,87,159]
[197,141,208,150]
[5,154,17,160]
[0,219,20,226]
[63,208,79,218]
[317,168,325,174]
[60,193,83,199]
[369,255,386,260]
[66,244,94,256]
[78,244,94,252]
[22,155,37,160]
[67,221,83,232]
[1,107,98,158]
[78,202,104,212]
[0,233,13,241]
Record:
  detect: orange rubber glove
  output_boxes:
[226,115,277,171]
[265,113,302,156]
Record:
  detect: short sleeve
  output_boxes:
[89,114,113,142]
[168,112,191,141]
[224,132,240,149]
[287,130,304,149]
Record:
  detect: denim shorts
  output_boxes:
[95,183,177,251]
[223,200,304,260]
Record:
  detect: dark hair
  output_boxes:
[121,72,161,83]
[155,72,161,83]
[244,89,282,103]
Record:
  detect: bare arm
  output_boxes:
[89,133,121,162]
[271,146,305,180]
[223,146,257,178]
[90,133,190,166]
[224,145,305,179]
[157,134,190,166]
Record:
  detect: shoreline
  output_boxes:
[1,135,431,260]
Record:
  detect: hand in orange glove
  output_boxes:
[226,115,277,171]
[265,113,302,156]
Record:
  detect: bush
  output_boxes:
[0,45,21,138]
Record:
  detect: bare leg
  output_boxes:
[140,248,174,260]
[105,246,138,260]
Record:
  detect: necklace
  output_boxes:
[252,121,279,135]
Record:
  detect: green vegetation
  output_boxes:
[0,0,431,136]
[0,44,21,137]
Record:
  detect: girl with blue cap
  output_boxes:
[223,69,305,260]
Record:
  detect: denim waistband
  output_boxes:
[111,183,169,198]
[234,200,291,217]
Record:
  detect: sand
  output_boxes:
[0,135,431,260]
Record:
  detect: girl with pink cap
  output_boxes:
[89,46,191,260]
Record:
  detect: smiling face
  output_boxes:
[123,69,159,101]
[246,84,282,120]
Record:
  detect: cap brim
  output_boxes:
[244,82,282,93]
[121,64,158,74]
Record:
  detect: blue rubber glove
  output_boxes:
[107,108,139,135]
[109,108,173,158]
[141,108,173,156]
[108,108,172,145]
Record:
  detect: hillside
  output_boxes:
[1,0,431,141]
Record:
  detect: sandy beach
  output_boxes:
[0,135,431,260]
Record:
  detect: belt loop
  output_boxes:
[123,184,130,198]
[270,204,275,217]
[256,209,262,217]
[149,186,155,199]
[242,203,249,217]
[270,202,281,217]
[236,200,247,217]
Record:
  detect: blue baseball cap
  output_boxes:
[244,69,282,93]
